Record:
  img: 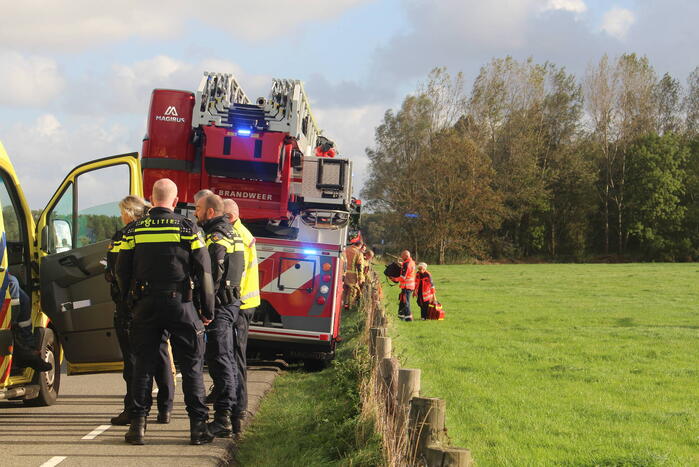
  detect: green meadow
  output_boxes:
[235,310,381,466]
[388,263,699,466]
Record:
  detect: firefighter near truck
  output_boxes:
[141,72,357,368]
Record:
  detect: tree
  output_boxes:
[362,94,434,257]
[362,68,471,260]
[685,67,699,136]
[416,126,503,263]
[585,53,658,254]
[654,73,682,135]
[625,133,688,259]
[469,57,587,257]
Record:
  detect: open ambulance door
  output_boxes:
[36,154,142,374]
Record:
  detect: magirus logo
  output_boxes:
[155,105,186,123]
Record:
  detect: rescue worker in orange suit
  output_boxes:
[342,240,364,309]
[116,178,215,445]
[195,194,245,438]
[415,262,436,320]
[398,250,416,321]
[106,195,175,427]
[224,198,260,436]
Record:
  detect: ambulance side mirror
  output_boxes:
[43,219,72,254]
[53,219,73,253]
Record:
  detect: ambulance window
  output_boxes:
[0,175,22,243]
[47,183,73,254]
[75,164,129,248]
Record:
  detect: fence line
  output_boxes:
[358,270,474,466]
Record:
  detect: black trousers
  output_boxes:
[418,301,430,320]
[114,305,174,415]
[130,292,208,421]
[233,307,254,418]
[205,301,240,413]
[398,289,413,319]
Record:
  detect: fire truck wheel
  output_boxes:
[303,358,330,372]
[24,327,61,406]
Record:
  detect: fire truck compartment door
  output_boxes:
[277,258,315,291]
[36,154,142,368]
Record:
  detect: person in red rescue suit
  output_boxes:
[415,262,436,320]
[398,250,416,321]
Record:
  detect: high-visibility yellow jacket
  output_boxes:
[232,219,260,309]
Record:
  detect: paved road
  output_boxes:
[0,362,280,466]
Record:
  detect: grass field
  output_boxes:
[387,263,699,466]
[235,310,382,466]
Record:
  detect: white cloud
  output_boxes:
[0,0,369,51]
[2,114,136,208]
[601,7,635,40]
[0,2,183,51]
[313,104,386,196]
[544,0,587,14]
[202,0,372,42]
[58,55,271,117]
[35,114,62,137]
[0,50,65,106]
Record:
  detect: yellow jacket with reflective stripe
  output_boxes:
[233,219,260,309]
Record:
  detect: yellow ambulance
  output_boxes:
[0,140,142,405]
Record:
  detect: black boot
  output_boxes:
[110,411,131,425]
[190,419,215,445]
[125,416,146,445]
[231,414,243,437]
[156,411,171,424]
[207,410,232,438]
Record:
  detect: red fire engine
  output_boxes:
[141,72,354,366]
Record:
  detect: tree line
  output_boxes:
[361,55,699,263]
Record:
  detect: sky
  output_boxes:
[2,0,699,209]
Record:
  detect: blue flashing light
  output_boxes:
[404,213,419,218]
[237,128,252,136]
[303,248,319,255]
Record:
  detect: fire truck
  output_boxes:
[141,72,355,367]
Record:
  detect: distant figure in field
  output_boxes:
[415,262,436,320]
[398,250,416,321]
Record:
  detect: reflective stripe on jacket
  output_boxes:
[116,207,215,319]
[398,259,416,290]
[233,219,260,309]
[416,271,435,302]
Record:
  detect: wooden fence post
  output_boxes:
[369,327,385,356]
[378,357,400,411]
[375,336,392,361]
[396,368,421,434]
[425,446,473,467]
[408,397,446,459]
[397,368,421,406]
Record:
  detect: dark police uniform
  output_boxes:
[201,216,244,435]
[105,226,174,424]
[116,207,215,444]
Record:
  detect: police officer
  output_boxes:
[223,198,260,435]
[116,178,215,445]
[106,195,174,426]
[195,194,244,437]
